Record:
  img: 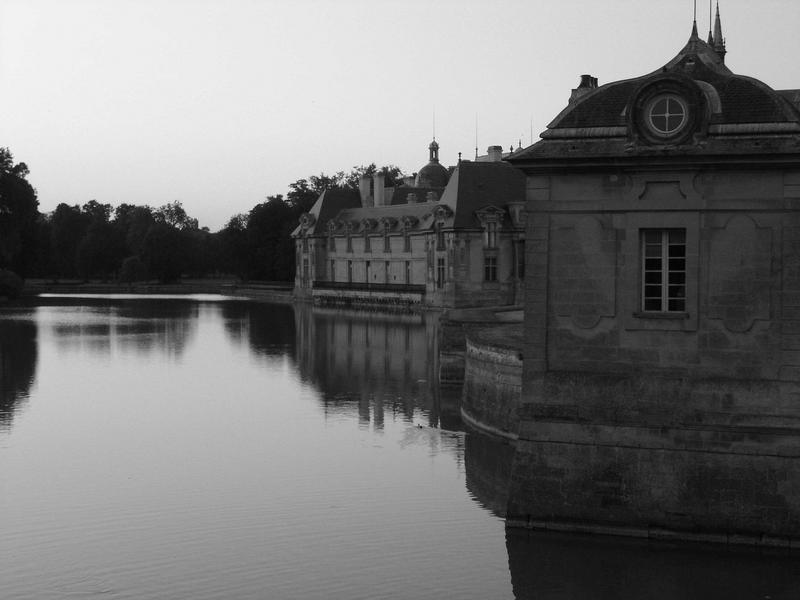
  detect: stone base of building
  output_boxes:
[508,371,800,545]
[506,516,800,550]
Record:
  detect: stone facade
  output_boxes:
[293,142,526,309]
[507,17,800,544]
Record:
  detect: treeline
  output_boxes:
[0,147,403,287]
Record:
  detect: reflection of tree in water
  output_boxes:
[221,302,296,359]
[294,305,445,428]
[506,527,800,600]
[465,431,515,518]
[43,297,199,359]
[0,314,37,430]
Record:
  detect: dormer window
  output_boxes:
[646,94,688,137]
[486,221,498,249]
[436,223,446,251]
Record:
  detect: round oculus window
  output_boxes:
[645,94,688,137]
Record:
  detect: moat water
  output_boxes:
[1,296,798,599]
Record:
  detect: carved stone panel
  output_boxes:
[550,216,616,330]
[707,215,772,333]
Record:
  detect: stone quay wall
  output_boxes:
[460,324,523,439]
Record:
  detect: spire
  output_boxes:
[707,0,713,44]
[713,1,726,63]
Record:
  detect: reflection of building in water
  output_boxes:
[464,431,515,519]
[0,314,38,431]
[506,527,800,600]
[294,304,448,428]
[221,302,296,359]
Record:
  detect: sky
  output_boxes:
[2,0,800,232]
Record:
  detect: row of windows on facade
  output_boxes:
[301,222,500,254]
[315,256,502,287]
[303,228,681,311]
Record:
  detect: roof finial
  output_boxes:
[432,107,436,142]
[713,0,726,63]
[474,113,479,160]
[707,0,714,44]
[691,0,698,38]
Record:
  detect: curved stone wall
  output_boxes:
[461,326,523,439]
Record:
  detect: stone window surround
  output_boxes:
[641,228,686,313]
[623,212,699,332]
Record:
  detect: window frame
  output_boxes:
[484,255,498,282]
[640,228,686,314]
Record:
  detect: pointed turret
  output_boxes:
[712,1,727,63]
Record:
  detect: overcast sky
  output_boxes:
[3,0,799,231]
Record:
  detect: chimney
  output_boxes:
[359,175,373,207]
[487,145,503,162]
[373,172,385,207]
[407,192,417,204]
[569,74,598,104]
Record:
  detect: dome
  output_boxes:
[416,162,449,188]
[414,139,450,188]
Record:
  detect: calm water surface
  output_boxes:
[1,296,798,599]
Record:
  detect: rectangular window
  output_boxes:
[302,236,308,254]
[330,260,335,281]
[364,233,371,253]
[515,241,525,279]
[347,260,353,283]
[641,229,686,312]
[384,233,391,253]
[405,260,411,284]
[404,233,411,253]
[484,256,497,282]
[385,260,390,283]
[346,233,353,253]
[436,257,445,289]
[486,222,498,248]
[436,227,446,251]
[365,260,371,283]
[302,258,309,281]
[328,235,336,252]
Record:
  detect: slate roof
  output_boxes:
[294,159,526,238]
[509,27,800,166]
[438,160,526,229]
[291,187,361,236]
[332,202,437,234]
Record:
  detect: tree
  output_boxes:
[246,196,295,281]
[0,148,39,276]
[141,222,187,283]
[154,200,198,230]
[341,163,405,189]
[49,203,89,279]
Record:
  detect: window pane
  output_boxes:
[643,230,662,244]
[645,244,662,257]
[668,244,685,258]
[669,272,685,285]
[644,285,662,298]
[668,230,685,244]
[644,298,662,311]
[668,285,685,299]
[645,271,662,284]
[668,299,685,312]
[669,258,685,272]
[645,258,662,271]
